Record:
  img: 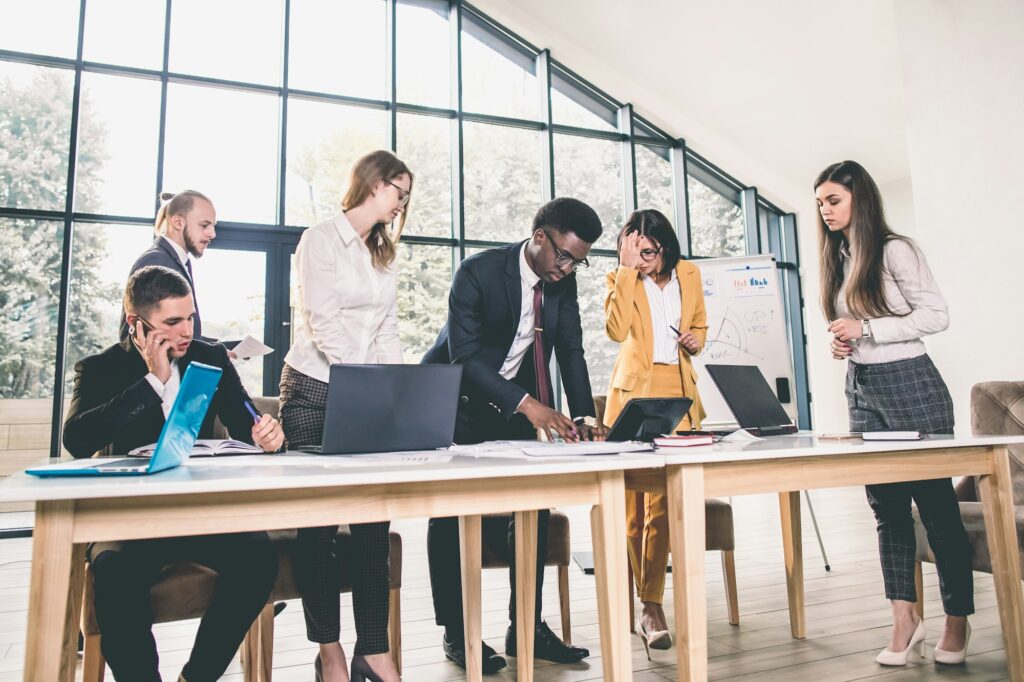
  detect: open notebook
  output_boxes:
[129,438,263,457]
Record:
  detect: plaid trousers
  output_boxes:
[279,363,391,653]
[846,354,973,616]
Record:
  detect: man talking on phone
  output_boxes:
[63,265,284,682]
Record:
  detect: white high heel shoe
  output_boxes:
[934,622,970,665]
[875,620,926,666]
[636,618,672,659]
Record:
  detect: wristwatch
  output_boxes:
[573,416,597,428]
[861,319,872,338]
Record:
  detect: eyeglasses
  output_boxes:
[639,246,662,262]
[386,180,411,207]
[542,230,589,271]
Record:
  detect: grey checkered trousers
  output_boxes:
[846,354,973,616]
[279,363,392,652]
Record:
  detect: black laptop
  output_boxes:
[705,364,798,436]
[606,397,693,442]
[302,364,462,454]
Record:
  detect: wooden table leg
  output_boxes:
[514,510,539,682]
[25,500,78,682]
[779,491,806,639]
[977,446,1024,680]
[590,471,632,681]
[459,515,483,682]
[667,465,707,682]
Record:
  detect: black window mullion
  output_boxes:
[49,0,89,458]
[153,0,172,213]
[450,0,465,261]
[386,0,397,152]
[781,213,810,428]
[277,0,291,228]
[670,139,692,257]
[740,187,761,254]
[618,104,637,216]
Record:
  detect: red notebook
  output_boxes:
[653,434,715,448]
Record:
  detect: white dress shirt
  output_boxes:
[284,212,402,383]
[836,238,949,364]
[162,235,192,271]
[643,269,682,365]
[142,355,181,419]
[499,243,541,380]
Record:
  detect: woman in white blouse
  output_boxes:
[603,209,708,653]
[280,150,411,682]
[816,160,971,668]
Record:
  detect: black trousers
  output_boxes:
[431,394,550,634]
[847,355,974,616]
[88,532,277,682]
[279,364,391,653]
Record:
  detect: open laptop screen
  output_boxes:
[705,364,793,431]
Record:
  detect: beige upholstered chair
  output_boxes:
[913,381,1024,615]
[80,397,403,681]
[593,394,740,627]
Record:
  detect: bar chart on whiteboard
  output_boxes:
[691,254,798,426]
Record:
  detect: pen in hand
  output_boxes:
[243,400,261,424]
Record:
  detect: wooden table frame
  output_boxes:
[20,467,634,682]
[626,444,1024,682]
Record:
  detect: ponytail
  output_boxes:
[154,190,211,236]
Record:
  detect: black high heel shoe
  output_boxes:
[314,654,323,682]
[350,655,387,682]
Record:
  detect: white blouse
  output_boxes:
[836,238,948,365]
[284,212,402,383]
[642,269,682,365]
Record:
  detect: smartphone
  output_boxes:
[817,433,863,440]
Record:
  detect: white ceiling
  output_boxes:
[470,0,910,209]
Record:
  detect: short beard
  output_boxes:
[183,230,202,258]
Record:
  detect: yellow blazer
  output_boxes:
[603,260,708,429]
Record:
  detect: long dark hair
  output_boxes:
[616,209,681,276]
[815,160,909,321]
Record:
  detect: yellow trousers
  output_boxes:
[626,364,692,604]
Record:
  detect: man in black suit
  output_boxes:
[118,190,217,342]
[422,197,607,673]
[65,265,284,682]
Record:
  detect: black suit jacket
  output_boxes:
[119,237,206,341]
[423,241,596,440]
[63,338,257,459]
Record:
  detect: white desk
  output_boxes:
[0,451,658,682]
[625,434,1024,682]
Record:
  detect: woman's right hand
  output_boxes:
[618,232,644,270]
[831,337,852,360]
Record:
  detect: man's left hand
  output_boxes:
[577,422,607,442]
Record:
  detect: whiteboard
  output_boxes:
[691,254,798,425]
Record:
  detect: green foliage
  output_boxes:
[0,67,116,399]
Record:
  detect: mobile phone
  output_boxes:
[818,433,863,440]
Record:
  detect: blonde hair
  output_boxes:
[154,190,211,237]
[341,150,413,270]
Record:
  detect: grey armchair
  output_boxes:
[913,381,1024,614]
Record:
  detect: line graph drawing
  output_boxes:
[702,306,766,362]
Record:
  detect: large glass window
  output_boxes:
[170,0,283,85]
[397,244,451,363]
[0,62,73,211]
[395,113,452,239]
[77,73,161,217]
[461,20,538,120]
[84,0,166,70]
[463,122,542,242]
[572,254,619,399]
[163,83,280,224]
[289,0,386,99]
[0,0,79,59]
[553,133,623,250]
[635,145,674,223]
[285,99,388,227]
[688,173,745,257]
[397,0,450,109]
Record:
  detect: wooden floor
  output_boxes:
[0,486,1011,681]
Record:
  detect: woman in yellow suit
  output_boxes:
[604,209,707,650]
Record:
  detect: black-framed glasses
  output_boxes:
[542,230,589,271]
[386,179,411,207]
[639,246,662,262]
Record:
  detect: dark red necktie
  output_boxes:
[532,281,551,407]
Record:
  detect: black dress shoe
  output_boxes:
[442,633,508,675]
[505,621,590,663]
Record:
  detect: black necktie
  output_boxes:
[184,259,199,315]
[532,281,551,407]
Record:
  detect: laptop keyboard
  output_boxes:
[96,459,147,469]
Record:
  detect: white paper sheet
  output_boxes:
[230,335,274,359]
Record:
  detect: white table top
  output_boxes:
[0,450,661,503]
[656,433,1024,465]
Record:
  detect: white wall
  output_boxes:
[891,0,1024,432]
[879,177,916,238]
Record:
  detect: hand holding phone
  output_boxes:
[134,319,172,383]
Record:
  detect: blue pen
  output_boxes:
[670,325,682,336]
[244,400,261,424]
